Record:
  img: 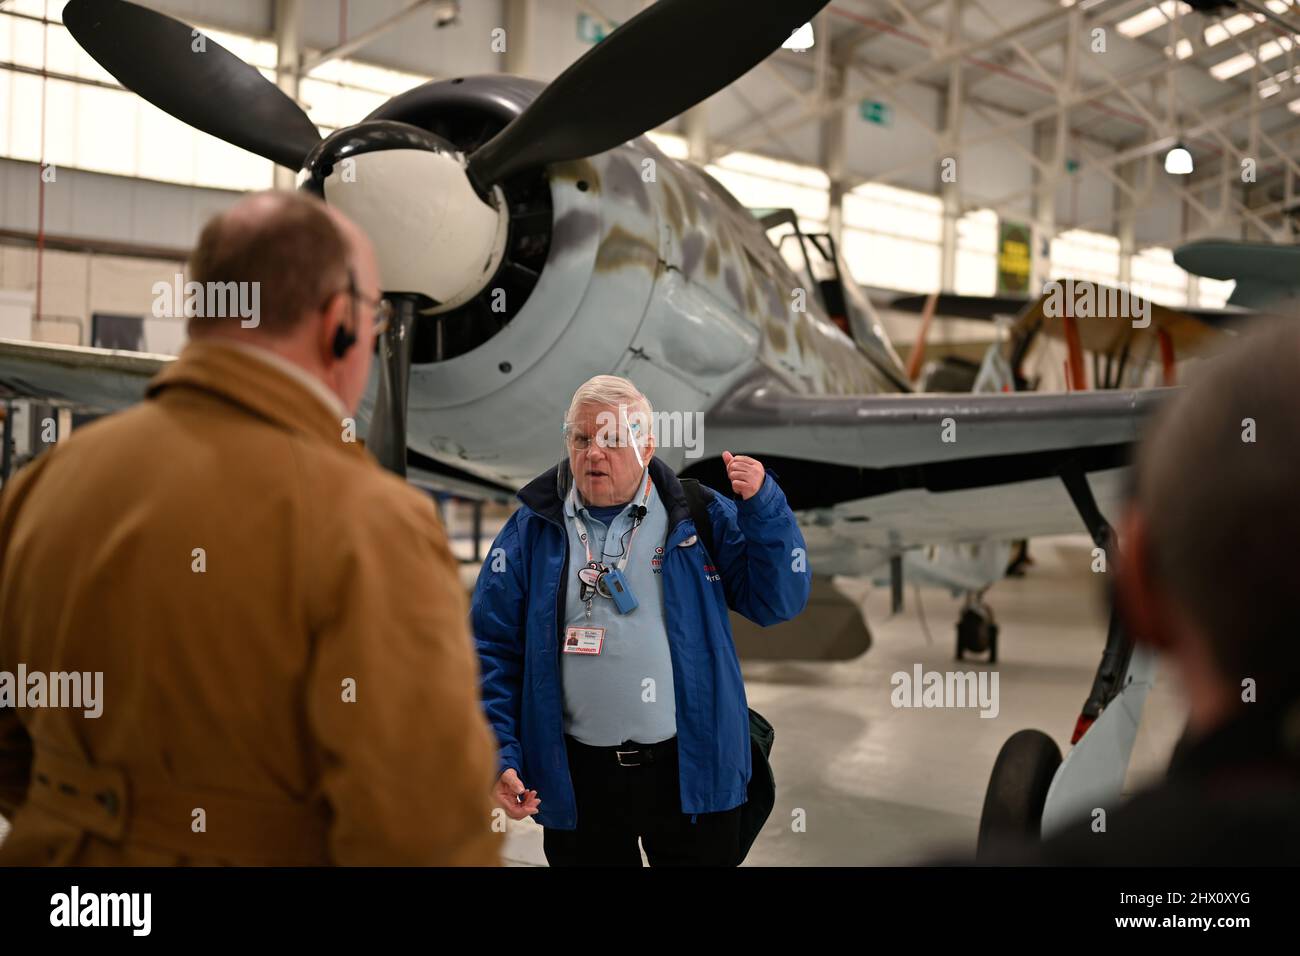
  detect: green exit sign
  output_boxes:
[859,99,892,127]
[577,13,617,44]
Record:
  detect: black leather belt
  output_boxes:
[566,735,677,768]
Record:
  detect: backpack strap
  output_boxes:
[679,477,717,561]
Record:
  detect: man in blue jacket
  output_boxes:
[471,374,809,866]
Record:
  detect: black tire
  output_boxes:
[976,729,1062,862]
[957,607,992,655]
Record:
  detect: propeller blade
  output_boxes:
[369,298,418,477]
[467,0,829,191]
[63,0,321,170]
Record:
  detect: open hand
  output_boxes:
[494,768,540,820]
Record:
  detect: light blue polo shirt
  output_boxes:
[561,474,677,746]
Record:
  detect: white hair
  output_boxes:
[565,374,653,439]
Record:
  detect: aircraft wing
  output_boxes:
[0,338,169,412]
[681,372,1172,569]
[0,339,515,503]
[1,339,1171,553]
[1175,239,1300,314]
[890,289,1249,329]
[890,292,1031,320]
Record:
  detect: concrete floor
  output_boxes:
[0,531,1186,864]
[497,533,1188,866]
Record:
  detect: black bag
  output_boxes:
[680,477,775,865]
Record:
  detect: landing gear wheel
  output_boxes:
[955,599,999,663]
[976,729,1062,862]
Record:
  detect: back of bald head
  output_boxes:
[1134,324,1300,692]
[187,190,353,338]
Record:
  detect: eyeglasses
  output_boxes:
[368,297,395,337]
[344,269,394,337]
[563,426,638,451]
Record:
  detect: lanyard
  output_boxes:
[571,472,654,572]
[571,473,653,619]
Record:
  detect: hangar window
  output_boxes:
[840,183,943,293]
[1049,229,1121,287]
[704,151,830,279]
[0,9,278,190]
[1212,35,1300,82]
[1131,246,1189,308]
[301,58,431,138]
[1116,2,1191,39]
[954,208,999,298]
[839,228,941,296]
[645,131,689,160]
[706,150,829,237]
[1195,276,1236,309]
[0,5,430,192]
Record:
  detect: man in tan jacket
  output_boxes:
[0,191,500,865]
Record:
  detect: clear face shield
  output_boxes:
[558,403,651,504]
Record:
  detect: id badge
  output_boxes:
[563,625,605,655]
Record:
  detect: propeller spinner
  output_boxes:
[301,122,508,312]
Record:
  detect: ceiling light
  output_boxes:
[1165,143,1193,175]
[434,0,460,28]
[783,22,814,51]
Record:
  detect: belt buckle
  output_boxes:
[615,748,644,767]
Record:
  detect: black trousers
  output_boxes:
[542,734,743,867]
